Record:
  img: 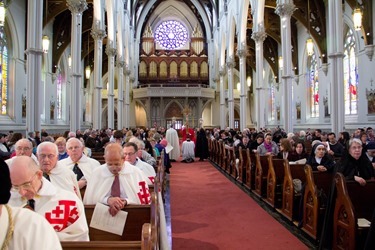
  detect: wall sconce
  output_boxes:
[353,7,362,31]
[278,56,283,70]
[42,35,50,53]
[0,2,6,27]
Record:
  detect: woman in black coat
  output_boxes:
[338,138,374,185]
[195,128,209,161]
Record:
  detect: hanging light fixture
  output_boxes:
[306,0,314,56]
[42,1,49,53]
[353,1,362,31]
[278,56,283,70]
[68,54,71,68]
[0,1,6,27]
[85,32,91,80]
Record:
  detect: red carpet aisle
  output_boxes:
[170,160,308,250]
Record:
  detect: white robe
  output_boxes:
[49,162,81,199]
[59,154,101,184]
[8,178,89,242]
[181,140,195,160]
[166,127,180,160]
[133,158,156,185]
[83,162,151,205]
[0,205,62,250]
[6,154,39,166]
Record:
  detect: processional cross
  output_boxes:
[181,105,192,124]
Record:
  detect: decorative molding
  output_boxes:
[251,31,267,43]
[66,0,88,13]
[226,57,235,68]
[365,45,374,61]
[236,49,247,58]
[275,3,296,17]
[105,46,117,57]
[91,28,107,41]
[321,63,328,76]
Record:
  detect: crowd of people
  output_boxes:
[1,124,375,248]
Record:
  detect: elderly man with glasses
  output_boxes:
[36,142,81,199]
[5,139,38,166]
[8,156,89,242]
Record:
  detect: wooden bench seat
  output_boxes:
[333,173,375,250]
[265,157,286,208]
[253,153,270,198]
[280,161,306,222]
[302,165,333,240]
[62,240,142,250]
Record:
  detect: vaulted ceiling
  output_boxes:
[44,0,372,77]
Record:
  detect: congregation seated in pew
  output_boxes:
[84,143,151,217]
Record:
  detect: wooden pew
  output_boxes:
[302,165,333,240]
[91,151,105,165]
[253,153,270,198]
[280,161,306,223]
[333,173,375,250]
[265,157,286,208]
[85,204,151,241]
[62,192,159,250]
[237,148,247,185]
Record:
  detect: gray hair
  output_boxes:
[37,141,58,155]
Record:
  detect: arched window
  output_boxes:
[343,28,358,115]
[0,28,8,115]
[307,52,319,118]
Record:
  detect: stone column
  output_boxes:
[252,29,267,130]
[124,66,131,129]
[226,57,235,129]
[276,2,295,133]
[25,0,43,134]
[117,60,125,130]
[219,67,226,129]
[91,24,106,129]
[328,0,345,134]
[237,47,247,130]
[106,44,116,129]
[67,0,88,131]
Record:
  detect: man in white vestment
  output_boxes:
[84,143,151,216]
[59,138,100,189]
[126,140,156,185]
[0,159,62,250]
[37,142,81,198]
[166,124,180,161]
[181,135,195,163]
[8,156,89,242]
[5,139,39,166]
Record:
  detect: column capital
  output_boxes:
[226,57,235,69]
[106,46,117,57]
[236,49,247,59]
[275,3,296,17]
[91,28,107,40]
[219,66,226,76]
[251,31,267,43]
[66,0,88,13]
[117,60,125,68]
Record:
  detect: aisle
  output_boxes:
[169,159,309,250]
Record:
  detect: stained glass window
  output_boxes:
[154,20,188,50]
[0,28,8,115]
[57,73,63,119]
[308,52,319,118]
[343,28,358,115]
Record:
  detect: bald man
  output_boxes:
[8,156,89,241]
[83,143,151,216]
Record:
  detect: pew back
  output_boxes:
[265,157,286,208]
[254,153,270,198]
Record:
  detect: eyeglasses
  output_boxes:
[11,173,38,192]
[123,152,136,157]
[16,147,32,151]
[38,154,56,160]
